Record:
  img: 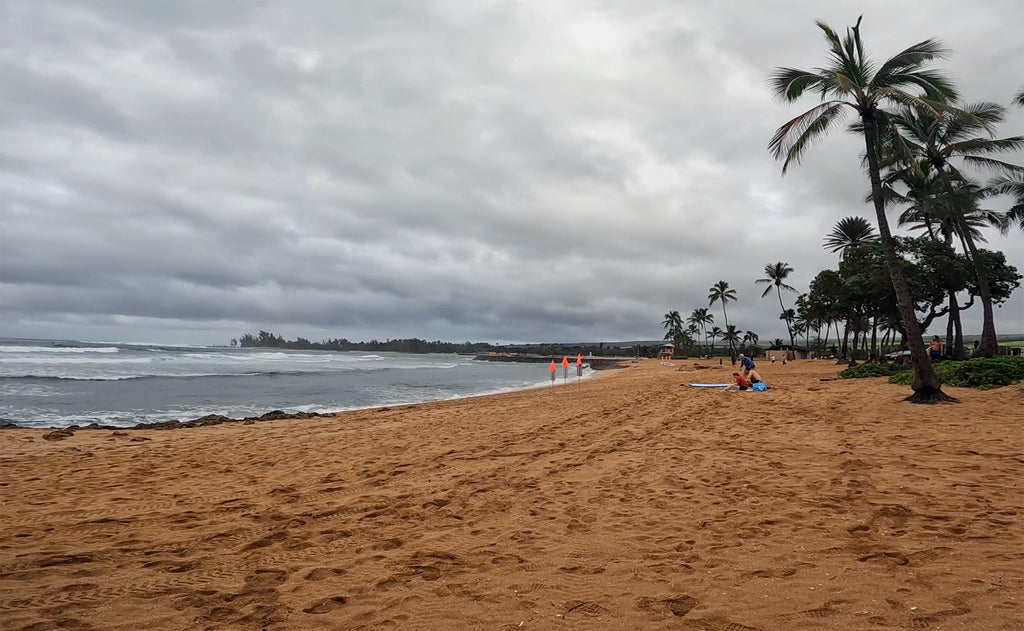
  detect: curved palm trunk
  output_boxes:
[933,169,998,357]
[955,215,998,357]
[862,112,949,402]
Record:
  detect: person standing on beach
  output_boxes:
[929,335,944,361]
[771,354,776,365]
[738,353,755,376]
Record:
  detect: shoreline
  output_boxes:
[2,359,1021,630]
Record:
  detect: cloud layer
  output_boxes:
[2,1,1022,345]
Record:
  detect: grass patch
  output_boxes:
[887,357,1024,390]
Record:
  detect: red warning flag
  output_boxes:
[576,353,582,366]
[562,356,568,368]
[549,360,556,372]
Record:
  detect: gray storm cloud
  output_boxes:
[1,0,1021,345]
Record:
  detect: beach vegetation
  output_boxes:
[878,102,1024,358]
[839,363,908,379]
[757,262,799,347]
[888,356,1024,389]
[824,216,879,259]
[708,281,738,360]
[769,16,963,402]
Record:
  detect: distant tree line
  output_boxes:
[232,331,647,357]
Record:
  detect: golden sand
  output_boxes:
[1,359,1021,630]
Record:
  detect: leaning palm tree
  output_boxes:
[708,280,737,359]
[768,16,953,402]
[756,262,799,347]
[823,216,879,258]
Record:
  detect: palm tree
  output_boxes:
[988,176,1024,232]
[687,308,714,355]
[708,281,737,359]
[708,326,723,354]
[742,330,759,347]
[662,310,683,341]
[1014,87,1024,107]
[882,102,1024,356]
[769,16,953,402]
[721,325,742,358]
[824,216,879,258]
[756,262,799,347]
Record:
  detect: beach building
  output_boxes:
[765,345,814,360]
[659,343,674,360]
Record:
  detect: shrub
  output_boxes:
[886,357,1024,390]
[839,363,909,379]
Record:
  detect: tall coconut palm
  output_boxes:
[721,325,742,357]
[756,262,799,347]
[662,310,683,341]
[708,281,737,358]
[823,216,879,258]
[687,308,714,355]
[708,326,723,354]
[768,16,954,402]
[882,102,1024,356]
[742,330,760,348]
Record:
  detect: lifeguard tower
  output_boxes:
[659,343,674,360]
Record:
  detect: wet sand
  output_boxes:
[1,359,1021,630]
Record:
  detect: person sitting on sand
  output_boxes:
[725,372,751,391]
[747,368,765,384]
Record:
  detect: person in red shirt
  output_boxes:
[726,372,751,391]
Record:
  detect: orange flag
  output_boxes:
[562,356,568,368]
[576,353,582,366]
[549,360,556,372]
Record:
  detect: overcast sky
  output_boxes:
[2,1,1022,346]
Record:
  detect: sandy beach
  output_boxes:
[1,359,1021,631]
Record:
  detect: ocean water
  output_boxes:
[0,339,591,429]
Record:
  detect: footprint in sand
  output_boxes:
[303,595,348,614]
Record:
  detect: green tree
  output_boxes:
[756,262,799,347]
[769,16,954,402]
[708,281,737,359]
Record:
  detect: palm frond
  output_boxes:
[873,87,945,117]
[768,68,826,102]
[769,101,849,173]
[1013,87,1024,107]
[872,39,951,85]
[876,71,958,104]
[946,136,1024,158]
[961,156,1024,178]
